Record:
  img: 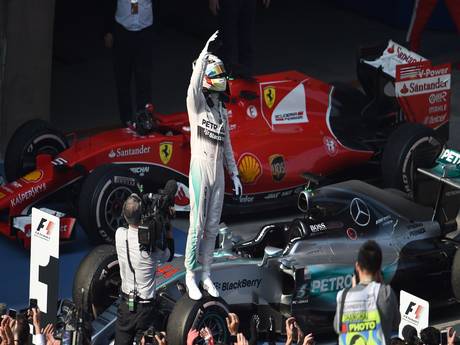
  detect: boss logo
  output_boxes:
[310,223,326,232]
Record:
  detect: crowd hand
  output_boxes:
[42,323,59,345]
[447,327,457,345]
[209,0,219,15]
[155,334,167,345]
[302,333,314,345]
[294,321,304,344]
[104,32,113,49]
[187,329,200,345]
[237,333,248,345]
[226,313,239,336]
[262,0,271,8]
[29,307,42,335]
[232,175,243,196]
[0,316,14,345]
[285,317,295,345]
[200,327,215,345]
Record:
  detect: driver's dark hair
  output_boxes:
[357,240,382,274]
[122,194,142,226]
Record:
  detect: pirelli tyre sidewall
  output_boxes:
[166,295,230,345]
[382,123,443,194]
[78,164,140,244]
[451,249,460,300]
[4,119,69,182]
[72,244,120,319]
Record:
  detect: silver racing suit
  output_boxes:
[184,47,238,272]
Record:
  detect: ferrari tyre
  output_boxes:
[78,164,140,244]
[73,245,120,320]
[382,123,443,194]
[451,249,460,300]
[4,119,68,181]
[166,295,230,345]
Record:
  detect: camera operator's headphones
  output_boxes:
[122,193,142,226]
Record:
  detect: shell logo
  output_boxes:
[237,153,262,184]
[21,170,43,183]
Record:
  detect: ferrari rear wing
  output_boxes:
[358,40,451,141]
[416,148,460,233]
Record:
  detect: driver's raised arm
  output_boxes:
[186,31,219,116]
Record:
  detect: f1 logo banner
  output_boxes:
[29,208,60,331]
[398,290,429,338]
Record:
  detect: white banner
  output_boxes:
[29,208,60,330]
[399,290,429,338]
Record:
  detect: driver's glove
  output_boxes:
[232,175,243,196]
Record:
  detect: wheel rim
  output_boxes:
[91,261,121,317]
[104,186,133,233]
[196,312,228,345]
[402,136,442,193]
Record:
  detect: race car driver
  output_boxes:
[407,0,460,52]
[184,31,242,300]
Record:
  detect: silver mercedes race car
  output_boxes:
[74,148,460,345]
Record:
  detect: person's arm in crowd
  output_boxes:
[333,290,344,334]
[28,308,47,345]
[200,327,215,345]
[447,327,457,345]
[237,333,249,345]
[302,333,314,345]
[0,316,14,345]
[285,317,295,345]
[187,329,200,345]
[186,31,218,116]
[103,0,117,48]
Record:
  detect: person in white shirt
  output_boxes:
[115,194,170,345]
[104,0,155,125]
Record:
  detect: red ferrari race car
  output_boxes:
[0,40,452,247]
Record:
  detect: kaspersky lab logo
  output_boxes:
[34,218,55,241]
[405,301,424,320]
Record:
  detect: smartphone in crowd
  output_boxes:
[441,329,448,345]
[29,298,38,310]
[8,309,17,319]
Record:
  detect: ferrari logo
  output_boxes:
[263,86,276,109]
[159,142,173,165]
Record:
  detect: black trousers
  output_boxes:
[218,0,257,76]
[113,22,153,124]
[114,300,160,345]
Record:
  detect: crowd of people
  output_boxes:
[1,239,459,345]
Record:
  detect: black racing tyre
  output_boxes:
[166,295,230,345]
[72,244,120,320]
[382,123,443,194]
[78,164,140,244]
[451,249,460,300]
[4,119,69,181]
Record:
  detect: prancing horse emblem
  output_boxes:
[159,142,173,165]
[263,86,276,109]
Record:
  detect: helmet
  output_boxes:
[203,54,227,92]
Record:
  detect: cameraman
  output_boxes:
[334,240,400,345]
[115,194,171,345]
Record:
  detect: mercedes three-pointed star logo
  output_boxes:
[349,198,371,227]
